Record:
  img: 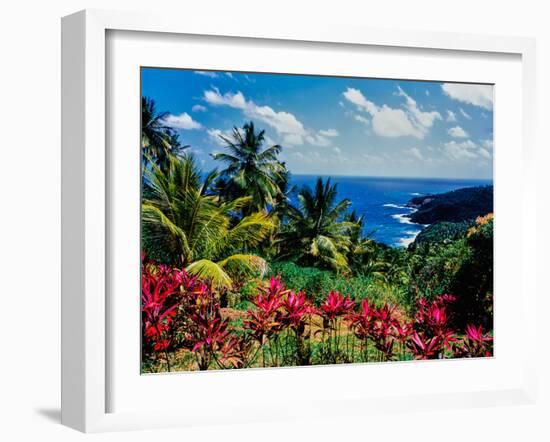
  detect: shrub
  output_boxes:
[142,258,493,372]
[268,261,399,306]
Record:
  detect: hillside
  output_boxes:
[406,185,493,225]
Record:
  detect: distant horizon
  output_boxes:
[286,172,493,182]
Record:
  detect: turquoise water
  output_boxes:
[290,175,493,247]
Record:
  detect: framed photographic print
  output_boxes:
[61,9,537,432]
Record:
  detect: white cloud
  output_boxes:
[192,104,207,112]
[207,128,230,146]
[283,133,306,145]
[441,83,493,110]
[162,113,202,130]
[207,127,247,147]
[204,89,247,109]
[343,86,441,139]
[264,135,278,147]
[319,128,339,137]
[395,86,442,129]
[373,106,424,138]
[343,88,379,114]
[333,146,342,155]
[305,133,331,147]
[249,104,307,144]
[479,139,493,159]
[443,140,478,160]
[195,70,218,78]
[354,114,370,126]
[203,88,311,146]
[443,138,493,161]
[479,148,491,159]
[446,110,457,122]
[459,108,472,120]
[406,147,423,160]
[448,126,469,138]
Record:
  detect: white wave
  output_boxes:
[391,213,415,225]
[410,192,423,196]
[396,230,422,247]
[383,203,413,210]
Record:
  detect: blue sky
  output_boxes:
[141,68,494,179]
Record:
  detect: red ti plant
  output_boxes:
[369,303,402,361]
[453,324,493,358]
[319,291,355,321]
[347,298,376,361]
[217,334,256,369]
[348,298,376,340]
[280,290,315,365]
[141,259,183,371]
[244,276,287,366]
[281,290,314,329]
[412,295,458,359]
[318,291,355,363]
[244,276,285,344]
[407,331,442,360]
[188,306,231,370]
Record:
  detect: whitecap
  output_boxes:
[391,213,415,225]
[383,203,413,210]
[396,229,422,247]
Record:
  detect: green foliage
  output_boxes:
[139,117,493,335]
[280,177,354,272]
[406,215,493,327]
[406,239,470,306]
[268,261,402,307]
[211,121,286,212]
[141,96,188,171]
[450,216,493,328]
[411,221,471,247]
[141,154,276,288]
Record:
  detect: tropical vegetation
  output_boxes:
[140,97,494,372]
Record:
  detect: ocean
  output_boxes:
[289,175,493,248]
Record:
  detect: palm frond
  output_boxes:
[218,254,268,279]
[224,212,276,251]
[141,203,192,263]
[186,259,233,290]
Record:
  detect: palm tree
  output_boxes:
[211,122,285,212]
[141,96,187,171]
[281,177,354,272]
[141,155,276,289]
[344,210,375,271]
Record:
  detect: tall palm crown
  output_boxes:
[141,155,275,289]
[141,96,187,171]
[283,177,354,272]
[211,121,285,212]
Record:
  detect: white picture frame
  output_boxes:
[61,9,537,433]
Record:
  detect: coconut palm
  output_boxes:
[281,177,354,272]
[211,122,285,212]
[141,154,276,289]
[141,96,187,171]
[344,210,376,271]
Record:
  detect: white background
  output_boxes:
[0,0,548,441]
